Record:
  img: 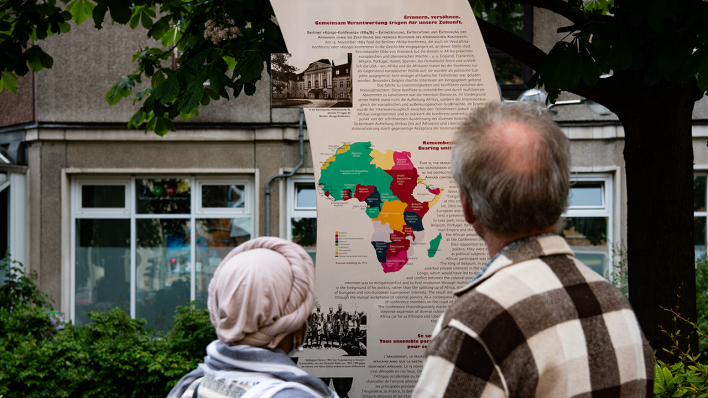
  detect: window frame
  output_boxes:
[286,175,317,243]
[73,177,131,217]
[70,174,255,325]
[694,172,708,259]
[561,173,614,276]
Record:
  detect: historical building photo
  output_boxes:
[271,53,353,108]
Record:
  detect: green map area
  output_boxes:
[319,142,444,273]
[428,233,443,258]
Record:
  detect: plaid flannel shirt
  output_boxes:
[412,235,653,398]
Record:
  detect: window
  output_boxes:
[0,170,28,275]
[339,81,343,88]
[695,174,708,259]
[287,177,317,264]
[560,174,613,277]
[308,81,311,89]
[336,70,340,75]
[324,92,328,98]
[347,80,350,88]
[71,176,254,330]
[323,79,327,88]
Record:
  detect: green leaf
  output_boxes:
[664,367,675,393]
[105,83,121,105]
[205,87,220,101]
[162,26,178,47]
[154,117,167,136]
[179,111,192,121]
[224,56,237,71]
[118,76,135,91]
[106,0,131,24]
[65,0,95,24]
[673,388,688,397]
[181,77,205,113]
[140,12,153,29]
[244,82,256,96]
[92,0,108,29]
[578,47,600,87]
[25,46,53,72]
[151,71,166,89]
[129,13,140,29]
[656,363,666,389]
[154,74,180,103]
[236,54,264,83]
[133,87,151,104]
[200,90,211,106]
[0,71,19,94]
[128,108,145,128]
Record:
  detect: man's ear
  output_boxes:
[459,189,476,225]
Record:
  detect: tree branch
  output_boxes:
[477,16,618,107]
[496,0,584,25]
[476,16,546,71]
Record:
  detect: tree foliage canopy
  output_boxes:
[0,0,285,135]
[473,0,708,107]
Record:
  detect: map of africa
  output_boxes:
[318,142,444,273]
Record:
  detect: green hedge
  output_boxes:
[0,257,215,398]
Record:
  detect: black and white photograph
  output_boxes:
[319,377,356,398]
[304,303,367,356]
[271,53,353,108]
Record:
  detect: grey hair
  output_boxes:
[451,101,570,234]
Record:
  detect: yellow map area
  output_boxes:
[321,145,351,170]
[369,149,395,170]
[373,200,409,232]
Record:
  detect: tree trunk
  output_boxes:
[619,84,697,362]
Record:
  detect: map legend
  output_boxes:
[335,231,339,257]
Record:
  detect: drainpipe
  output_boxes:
[265,108,305,236]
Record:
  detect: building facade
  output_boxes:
[1,9,707,329]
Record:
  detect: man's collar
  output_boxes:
[454,234,574,297]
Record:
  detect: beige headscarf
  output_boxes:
[207,237,315,348]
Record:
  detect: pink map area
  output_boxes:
[382,251,408,273]
[391,151,415,170]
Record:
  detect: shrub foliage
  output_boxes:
[0,257,215,397]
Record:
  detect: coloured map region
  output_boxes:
[319,142,444,273]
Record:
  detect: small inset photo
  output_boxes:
[304,303,367,356]
[271,53,353,108]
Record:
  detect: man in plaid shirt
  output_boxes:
[412,102,653,397]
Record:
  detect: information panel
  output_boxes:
[271,1,499,396]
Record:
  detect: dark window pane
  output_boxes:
[136,178,190,214]
[81,185,125,208]
[569,183,604,207]
[490,58,523,85]
[296,183,316,208]
[136,218,191,331]
[560,217,608,276]
[695,176,706,211]
[195,218,252,308]
[292,217,316,264]
[75,219,130,327]
[202,185,245,208]
[696,217,706,260]
[0,187,7,259]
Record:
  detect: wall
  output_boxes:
[26,127,311,307]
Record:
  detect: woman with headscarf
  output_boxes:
[167,237,338,398]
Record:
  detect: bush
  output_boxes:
[0,257,216,398]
